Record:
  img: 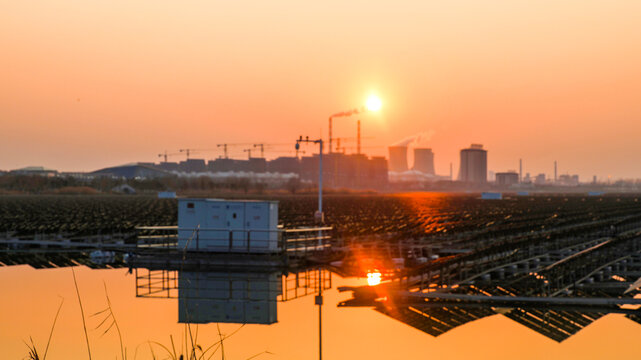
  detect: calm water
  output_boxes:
[2,264,641,359]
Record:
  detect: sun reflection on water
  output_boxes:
[367,271,382,286]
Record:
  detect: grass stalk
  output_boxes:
[71,267,92,359]
[103,281,126,360]
[43,297,64,360]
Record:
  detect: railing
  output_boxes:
[135,267,332,302]
[135,225,335,255]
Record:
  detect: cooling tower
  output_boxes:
[458,144,487,183]
[413,148,435,175]
[388,146,408,172]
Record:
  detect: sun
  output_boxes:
[365,94,382,112]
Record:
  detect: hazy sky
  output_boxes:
[2,1,641,179]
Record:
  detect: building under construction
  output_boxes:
[300,153,388,189]
[151,153,388,190]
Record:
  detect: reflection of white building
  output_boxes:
[179,271,280,324]
[135,267,331,325]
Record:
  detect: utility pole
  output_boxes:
[296,136,323,223]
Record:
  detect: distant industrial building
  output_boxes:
[388,146,409,172]
[157,161,180,172]
[535,173,546,185]
[413,148,435,175]
[207,158,267,173]
[558,174,580,186]
[92,163,169,179]
[10,166,58,177]
[495,171,519,186]
[179,159,207,173]
[266,156,300,174]
[458,144,487,183]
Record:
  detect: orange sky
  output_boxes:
[2,1,641,179]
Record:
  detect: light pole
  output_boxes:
[295,135,324,360]
[295,136,324,224]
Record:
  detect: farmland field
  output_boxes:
[1,193,641,239]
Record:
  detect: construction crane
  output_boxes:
[217,144,229,158]
[243,148,252,159]
[253,144,264,158]
[157,150,180,162]
[271,149,307,158]
[179,149,201,160]
[216,143,254,159]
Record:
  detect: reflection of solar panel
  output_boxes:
[374,303,495,337]
[0,251,125,269]
[504,308,603,342]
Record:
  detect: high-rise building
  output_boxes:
[458,144,487,183]
[388,146,408,172]
[412,148,435,175]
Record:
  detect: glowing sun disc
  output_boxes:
[366,95,382,112]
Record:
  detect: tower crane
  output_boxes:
[253,144,265,158]
[158,150,180,162]
[217,144,228,158]
[179,149,200,160]
[216,143,254,159]
[243,148,252,159]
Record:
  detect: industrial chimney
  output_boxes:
[413,148,435,175]
[388,146,409,172]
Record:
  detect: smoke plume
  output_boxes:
[392,131,435,147]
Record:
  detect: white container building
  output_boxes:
[178,198,279,253]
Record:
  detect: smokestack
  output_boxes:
[413,148,435,175]
[519,158,522,183]
[388,146,408,172]
[357,120,361,155]
[450,162,453,180]
[554,161,557,183]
